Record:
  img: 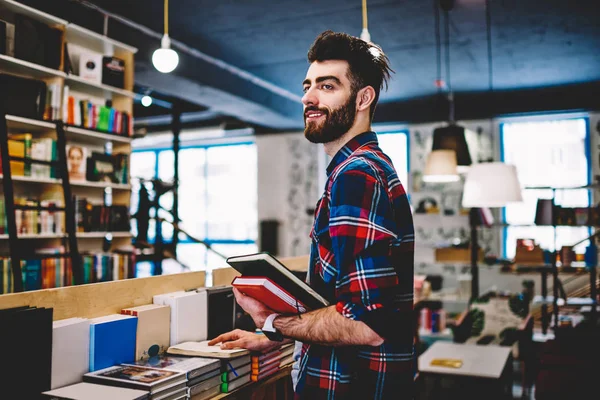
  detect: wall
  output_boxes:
[256,112,600,296]
[256,133,322,258]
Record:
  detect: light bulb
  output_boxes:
[152,34,179,73]
[141,95,153,107]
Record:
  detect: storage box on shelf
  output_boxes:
[0,0,137,293]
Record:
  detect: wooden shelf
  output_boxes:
[0,54,66,80]
[0,233,66,239]
[65,23,138,55]
[0,0,68,26]
[76,232,132,239]
[65,125,133,145]
[70,181,131,190]
[66,73,135,98]
[0,175,62,185]
[6,115,56,133]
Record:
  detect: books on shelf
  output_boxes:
[0,257,15,294]
[250,343,294,382]
[51,317,91,389]
[221,362,251,383]
[81,252,135,284]
[42,382,150,400]
[63,91,132,136]
[121,304,171,362]
[232,276,308,314]
[166,340,250,359]
[188,374,221,398]
[83,364,187,398]
[220,372,251,393]
[226,252,329,311]
[153,290,208,346]
[89,314,137,372]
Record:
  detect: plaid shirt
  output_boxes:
[294,132,415,400]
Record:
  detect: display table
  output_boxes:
[203,366,293,400]
[418,342,512,400]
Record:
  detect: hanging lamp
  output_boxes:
[152,0,179,73]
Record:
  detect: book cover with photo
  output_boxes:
[83,365,186,393]
[66,144,88,181]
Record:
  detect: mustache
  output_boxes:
[304,106,329,118]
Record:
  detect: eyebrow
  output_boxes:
[302,75,342,87]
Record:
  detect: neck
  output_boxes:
[323,113,371,157]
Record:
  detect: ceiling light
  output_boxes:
[360,0,371,42]
[422,150,460,183]
[152,0,179,73]
[141,95,153,107]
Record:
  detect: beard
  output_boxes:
[304,94,357,144]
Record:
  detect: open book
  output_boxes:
[167,340,250,359]
[226,252,329,311]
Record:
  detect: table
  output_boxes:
[417,342,513,400]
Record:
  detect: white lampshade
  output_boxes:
[422,150,460,183]
[462,162,523,208]
[152,34,179,73]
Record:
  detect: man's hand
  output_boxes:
[233,287,275,328]
[208,329,281,353]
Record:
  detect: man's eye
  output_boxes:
[302,86,309,93]
[322,84,333,90]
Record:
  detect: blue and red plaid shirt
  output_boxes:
[294,131,415,400]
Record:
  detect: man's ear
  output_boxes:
[356,86,376,112]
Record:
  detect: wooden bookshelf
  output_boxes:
[0,0,137,292]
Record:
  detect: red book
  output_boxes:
[231,276,307,314]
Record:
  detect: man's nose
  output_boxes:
[302,87,317,107]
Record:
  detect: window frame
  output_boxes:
[499,115,592,259]
[374,127,411,186]
[131,139,258,270]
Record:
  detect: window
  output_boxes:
[377,130,409,188]
[501,117,590,259]
[131,141,258,280]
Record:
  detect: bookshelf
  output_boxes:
[0,0,137,293]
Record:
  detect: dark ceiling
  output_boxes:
[19,0,600,130]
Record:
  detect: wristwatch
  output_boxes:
[261,313,284,342]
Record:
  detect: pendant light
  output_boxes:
[152,0,179,73]
[360,0,371,42]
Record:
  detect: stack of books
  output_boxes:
[131,355,221,400]
[220,353,253,394]
[153,290,208,346]
[250,343,295,382]
[82,365,187,400]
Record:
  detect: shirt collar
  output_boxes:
[326,131,378,176]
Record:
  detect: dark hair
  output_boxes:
[307,30,393,120]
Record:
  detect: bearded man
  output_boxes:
[210,30,415,399]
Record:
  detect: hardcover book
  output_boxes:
[153,290,208,346]
[226,252,329,310]
[42,382,149,400]
[52,317,91,389]
[130,354,220,381]
[220,372,251,393]
[121,304,170,361]
[89,314,137,371]
[232,276,307,314]
[83,365,186,394]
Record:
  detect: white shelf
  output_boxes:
[533,295,596,306]
[65,23,138,55]
[0,233,66,239]
[0,54,66,80]
[70,181,131,190]
[0,0,68,26]
[66,73,135,98]
[0,175,61,185]
[76,232,132,239]
[65,125,133,145]
[5,115,56,133]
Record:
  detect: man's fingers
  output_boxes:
[221,338,247,349]
[208,330,241,345]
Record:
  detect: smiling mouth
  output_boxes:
[305,111,326,120]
